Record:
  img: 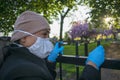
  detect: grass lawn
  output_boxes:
[56,40,111,80]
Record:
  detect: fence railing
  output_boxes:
[56,41,120,80]
[57,55,120,79]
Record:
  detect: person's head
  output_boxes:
[11,11,50,47]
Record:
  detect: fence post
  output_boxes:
[84,42,88,56]
[59,42,62,80]
[97,40,100,46]
[75,41,79,80]
[97,40,101,80]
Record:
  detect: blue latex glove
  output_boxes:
[48,42,64,62]
[86,45,105,69]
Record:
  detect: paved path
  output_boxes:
[101,42,120,80]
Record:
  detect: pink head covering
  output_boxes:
[11,11,50,41]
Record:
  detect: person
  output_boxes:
[79,45,105,80]
[0,11,105,80]
[0,11,64,80]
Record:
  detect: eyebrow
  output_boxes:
[40,29,50,31]
[43,29,50,32]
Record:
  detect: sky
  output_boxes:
[49,5,91,39]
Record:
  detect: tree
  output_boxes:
[41,0,82,40]
[0,0,81,37]
[84,0,120,29]
[0,0,59,35]
[69,21,99,43]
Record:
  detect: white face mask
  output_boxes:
[14,30,54,59]
[28,37,53,58]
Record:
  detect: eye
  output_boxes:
[43,33,48,35]
[43,31,50,35]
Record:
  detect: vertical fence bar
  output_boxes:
[97,40,101,80]
[84,42,88,56]
[97,40,100,46]
[59,54,62,80]
[59,42,62,80]
[75,41,79,80]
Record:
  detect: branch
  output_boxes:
[63,8,70,18]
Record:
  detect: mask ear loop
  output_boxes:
[13,30,35,36]
[13,30,38,46]
[13,30,50,41]
[13,30,49,39]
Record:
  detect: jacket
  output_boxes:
[0,44,100,80]
[79,65,100,80]
[0,44,54,80]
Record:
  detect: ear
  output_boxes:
[19,37,26,44]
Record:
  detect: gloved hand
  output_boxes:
[86,45,105,69]
[48,41,64,62]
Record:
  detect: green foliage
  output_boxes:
[63,41,104,56]
[85,0,120,29]
[0,0,80,35]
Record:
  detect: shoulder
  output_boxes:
[10,62,45,75]
[1,58,45,74]
[0,62,50,80]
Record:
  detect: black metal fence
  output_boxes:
[56,41,120,80]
